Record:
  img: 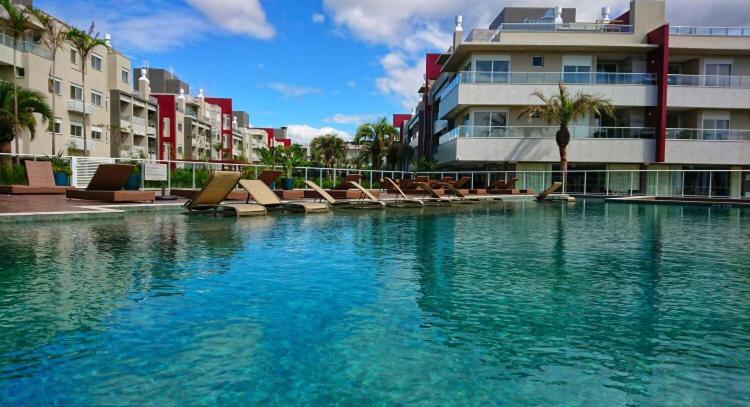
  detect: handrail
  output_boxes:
[670,26,750,36]
[666,128,750,141]
[439,126,656,144]
[668,74,750,88]
[497,23,634,34]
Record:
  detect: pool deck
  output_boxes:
[0,191,536,222]
[606,195,750,207]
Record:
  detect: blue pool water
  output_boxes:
[0,201,749,405]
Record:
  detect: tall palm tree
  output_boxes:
[31,8,67,155]
[0,0,33,159]
[310,133,346,168]
[519,83,614,182]
[0,80,53,166]
[65,23,108,156]
[354,117,397,170]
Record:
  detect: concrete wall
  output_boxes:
[665,140,750,165]
[667,87,750,110]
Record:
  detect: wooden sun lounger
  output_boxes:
[400,180,452,206]
[304,180,385,209]
[66,164,155,203]
[184,171,266,217]
[239,179,329,213]
[536,182,563,201]
[0,161,73,195]
[382,178,423,208]
[172,188,249,201]
[433,181,480,204]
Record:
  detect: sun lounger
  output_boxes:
[184,171,266,216]
[303,174,381,199]
[400,179,452,206]
[304,180,385,209]
[382,178,423,208]
[172,188,249,201]
[0,160,73,195]
[66,164,155,203]
[396,178,446,196]
[432,181,481,204]
[536,182,563,200]
[239,179,329,213]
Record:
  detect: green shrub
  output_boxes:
[0,165,27,185]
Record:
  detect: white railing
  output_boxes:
[1,153,748,199]
[439,126,656,144]
[0,32,53,59]
[668,74,750,88]
[670,26,750,36]
[66,100,96,114]
[497,23,634,33]
[667,128,750,141]
[132,116,146,125]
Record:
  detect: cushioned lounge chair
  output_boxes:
[303,180,385,209]
[66,164,155,203]
[0,161,72,194]
[432,181,481,204]
[184,171,266,216]
[239,179,329,213]
[382,177,423,208]
[536,182,563,201]
[172,188,249,201]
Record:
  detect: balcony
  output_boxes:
[437,72,657,119]
[67,100,96,115]
[466,23,634,43]
[669,26,750,36]
[436,126,655,165]
[665,128,750,165]
[666,128,750,141]
[439,126,655,145]
[667,75,750,109]
[0,32,52,64]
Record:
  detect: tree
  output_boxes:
[0,81,52,166]
[0,0,33,159]
[519,83,614,183]
[65,23,108,156]
[310,133,346,169]
[255,145,282,167]
[354,117,397,170]
[386,141,414,171]
[278,144,308,179]
[31,8,67,155]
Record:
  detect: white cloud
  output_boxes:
[285,124,352,145]
[186,0,275,39]
[312,13,326,23]
[346,80,357,88]
[375,52,425,111]
[323,113,380,125]
[265,82,323,98]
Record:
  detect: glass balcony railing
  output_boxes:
[669,26,750,36]
[0,32,52,59]
[668,74,750,88]
[496,23,634,33]
[666,128,750,141]
[438,126,655,144]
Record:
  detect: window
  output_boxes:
[704,62,732,87]
[473,111,507,137]
[563,65,591,84]
[91,91,103,106]
[70,84,83,101]
[49,77,62,95]
[70,49,77,64]
[177,122,183,132]
[121,69,130,84]
[91,129,102,140]
[223,114,231,130]
[48,118,62,134]
[91,54,102,71]
[702,118,730,140]
[474,59,509,83]
[15,67,24,78]
[70,123,83,137]
[532,56,544,68]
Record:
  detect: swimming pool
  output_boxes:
[1,201,749,405]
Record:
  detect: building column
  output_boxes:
[646,24,670,163]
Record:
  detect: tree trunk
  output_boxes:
[556,125,571,191]
[50,57,56,155]
[12,36,19,164]
[81,70,88,157]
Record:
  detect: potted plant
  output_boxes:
[46,153,72,186]
[279,145,307,190]
[255,146,283,188]
[124,152,146,190]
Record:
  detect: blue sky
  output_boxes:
[35,0,750,144]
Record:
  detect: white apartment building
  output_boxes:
[0,6,158,159]
[406,0,750,196]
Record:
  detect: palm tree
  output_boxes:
[519,83,614,182]
[0,81,53,166]
[310,133,346,168]
[31,8,67,155]
[65,23,108,156]
[0,0,33,159]
[354,117,397,170]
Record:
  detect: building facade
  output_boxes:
[401,0,750,196]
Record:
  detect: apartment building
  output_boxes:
[0,4,159,159]
[402,0,750,196]
[232,111,268,162]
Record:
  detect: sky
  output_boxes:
[35,0,750,145]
